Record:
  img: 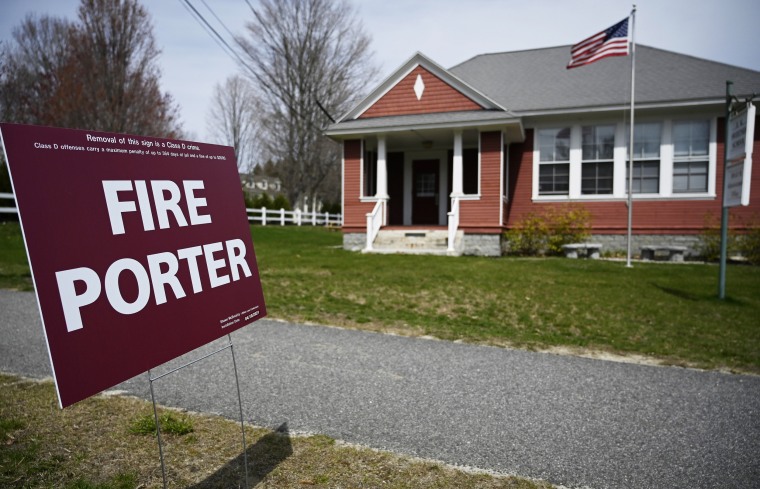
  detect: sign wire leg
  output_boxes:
[149,370,169,489]
[229,334,250,487]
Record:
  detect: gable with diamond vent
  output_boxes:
[339,52,506,122]
[360,65,483,118]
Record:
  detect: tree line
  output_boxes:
[0,0,181,137]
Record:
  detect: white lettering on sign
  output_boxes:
[55,239,252,332]
[727,103,756,162]
[105,258,151,315]
[724,160,745,207]
[51,178,253,332]
[728,108,748,161]
[724,103,755,207]
[55,267,101,332]
[102,180,212,235]
[184,180,212,226]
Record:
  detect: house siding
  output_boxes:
[342,139,375,231]
[360,66,483,119]
[505,130,535,227]
[460,131,502,232]
[505,121,760,235]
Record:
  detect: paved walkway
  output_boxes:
[1,289,759,488]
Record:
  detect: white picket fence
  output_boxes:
[0,192,15,214]
[0,192,341,227]
[248,207,341,227]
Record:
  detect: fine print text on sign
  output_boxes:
[0,123,267,408]
[724,160,747,208]
[724,103,756,207]
[727,104,751,162]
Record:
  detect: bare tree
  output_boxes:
[0,0,181,138]
[207,75,262,172]
[0,15,74,126]
[235,0,377,209]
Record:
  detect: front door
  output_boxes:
[412,159,439,225]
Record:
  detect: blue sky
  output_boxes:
[2,0,759,141]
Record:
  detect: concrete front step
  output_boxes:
[367,229,464,256]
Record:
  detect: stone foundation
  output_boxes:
[344,231,501,256]
[589,234,702,259]
[343,233,366,252]
[462,234,502,257]
[346,231,704,259]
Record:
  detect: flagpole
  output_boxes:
[626,5,637,268]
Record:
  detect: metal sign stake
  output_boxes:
[229,333,250,485]
[148,369,168,489]
[147,336,250,488]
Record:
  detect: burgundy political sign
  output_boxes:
[0,123,266,408]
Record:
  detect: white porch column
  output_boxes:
[375,135,389,199]
[451,130,464,197]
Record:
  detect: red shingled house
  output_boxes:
[325,46,760,256]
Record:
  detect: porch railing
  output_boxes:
[447,196,460,252]
[365,200,385,251]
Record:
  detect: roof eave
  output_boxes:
[515,98,727,118]
[325,115,525,142]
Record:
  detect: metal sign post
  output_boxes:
[719,82,756,299]
[148,335,249,489]
[719,82,733,299]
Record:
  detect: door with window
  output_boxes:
[412,159,439,224]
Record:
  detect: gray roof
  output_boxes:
[449,45,760,113]
[326,45,760,138]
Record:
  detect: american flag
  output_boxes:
[567,18,630,69]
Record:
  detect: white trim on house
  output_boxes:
[358,138,374,202]
[498,131,505,226]
[325,115,523,140]
[438,157,448,225]
[477,134,483,198]
[517,99,726,119]
[531,116,718,202]
[503,140,511,205]
[403,149,447,225]
[452,130,485,203]
[341,138,345,224]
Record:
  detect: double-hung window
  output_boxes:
[538,128,570,195]
[672,120,709,193]
[581,125,615,195]
[627,122,661,194]
[535,118,713,201]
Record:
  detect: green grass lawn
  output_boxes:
[0,221,32,290]
[251,225,760,373]
[1,221,758,373]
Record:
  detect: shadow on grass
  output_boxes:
[188,422,293,488]
[652,282,748,305]
[652,283,703,301]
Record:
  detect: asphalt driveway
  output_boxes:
[1,289,758,488]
